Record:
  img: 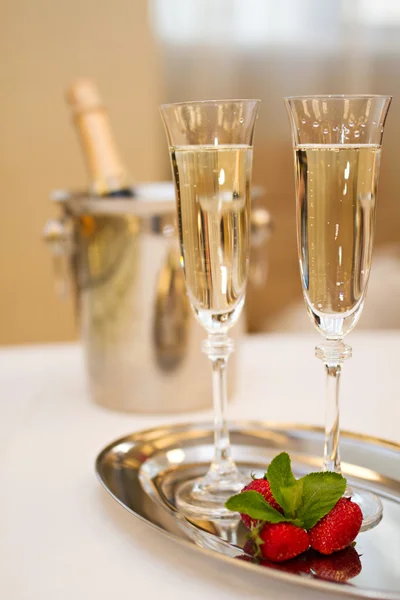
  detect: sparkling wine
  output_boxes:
[171,144,252,332]
[295,144,381,338]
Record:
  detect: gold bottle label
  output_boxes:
[66,78,131,195]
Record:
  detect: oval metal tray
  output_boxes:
[95,421,400,599]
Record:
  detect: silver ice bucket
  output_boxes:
[44,183,270,413]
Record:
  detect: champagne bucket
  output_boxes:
[44,182,270,413]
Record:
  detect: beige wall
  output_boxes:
[2,1,400,344]
[0,0,165,344]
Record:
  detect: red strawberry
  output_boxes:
[309,498,362,555]
[310,546,362,582]
[258,522,310,562]
[240,479,282,529]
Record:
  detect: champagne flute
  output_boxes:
[160,100,260,520]
[285,95,391,530]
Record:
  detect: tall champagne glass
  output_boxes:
[160,100,260,520]
[285,95,391,530]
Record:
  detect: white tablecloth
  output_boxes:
[1,332,399,600]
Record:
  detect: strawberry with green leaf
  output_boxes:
[225,452,361,562]
[239,478,283,529]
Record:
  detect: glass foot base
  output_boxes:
[175,471,248,521]
[348,487,383,532]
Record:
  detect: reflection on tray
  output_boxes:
[237,540,362,584]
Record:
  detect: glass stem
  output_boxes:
[202,333,239,484]
[323,363,342,473]
[315,341,352,474]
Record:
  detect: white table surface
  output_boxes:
[1,331,399,600]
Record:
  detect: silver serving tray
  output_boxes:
[96,421,400,599]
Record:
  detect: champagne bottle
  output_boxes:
[66,78,133,197]
[65,77,138,314]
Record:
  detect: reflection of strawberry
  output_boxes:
[310,546,362,582]
[261,553,311,575]
[240,479,282,529]
[258,522,310,562]
[235,554,255,563]
[242,538,256,557]
[309,498,362,555]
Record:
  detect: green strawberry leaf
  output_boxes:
[296,472,346,529]
[225,491,290,524]
[280,479,304,519]
[266,452,297,514]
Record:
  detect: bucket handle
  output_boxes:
[42,218,74,298]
